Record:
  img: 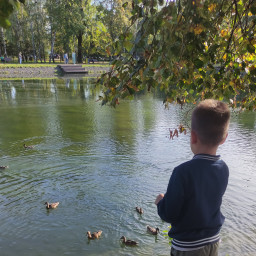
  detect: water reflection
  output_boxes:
[11,86,16,99]
[0,78,256,256]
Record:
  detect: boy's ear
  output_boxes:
[191,130,198,144]
[219,133,228,145]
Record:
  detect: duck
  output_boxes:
[135,206,144,214]
[0,166,8,169]
[147,225,159,235]
[120,236,138,246]
[44,202,59,209]
[23,144,34,149]
[86,230,102,239]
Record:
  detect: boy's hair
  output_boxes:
[191,99,230,146]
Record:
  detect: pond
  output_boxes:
[0,78,256,256]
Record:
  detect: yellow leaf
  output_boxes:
[177,14,182,22]
[208,3,216,12]
[106,47,111,56]
[220,29,228,37]
[139,69,143,80]
[204,42,208,51]
[127,83,139,92]
[194,25,204,35]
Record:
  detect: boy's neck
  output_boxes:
[192,144,218,156]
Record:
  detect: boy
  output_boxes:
[155,99,230,256]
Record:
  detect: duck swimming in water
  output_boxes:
[87,230,102,239]
[135,206,144,214]
[44,202,59,209]
[147,225,159,235]
[120,236,138,246]
[23,144,34,149]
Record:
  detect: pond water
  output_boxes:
[0,78,256,256]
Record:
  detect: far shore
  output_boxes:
[0,63,111,79]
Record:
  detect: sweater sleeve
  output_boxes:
[157,167,185,224]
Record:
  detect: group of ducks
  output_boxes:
[3,144,159,247]
[169,124,187,139]
[86,206,159,246]
[44,203,159,246]
[0,166,8,169]
[86,206,160,246]
[116,206,160,246]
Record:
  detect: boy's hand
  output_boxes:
[155,193,164,205]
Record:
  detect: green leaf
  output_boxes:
[250,6,256,15]
[122,2,128,8]
[214,73,221,82]
[250,68,256,76]
[123,41,133,52]
[196,78,204,85]
[194,59,204,69]
[249,83,256,91]
[247,44,255,54]
[0,18,11,28]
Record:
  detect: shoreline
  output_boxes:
[0,64,110,79]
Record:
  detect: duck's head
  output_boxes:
[120,236,126,242]
[156,228,160,233]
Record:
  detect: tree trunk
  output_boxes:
[36,18,42,63]
[77,32,83,63]
[30,22,37,62]
[77,0,85,64]
[42,42,46,62]
[16,12,25,63]
[1,28,8,57]
[49,27,56,63]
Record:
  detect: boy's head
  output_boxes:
[191,99,230,147]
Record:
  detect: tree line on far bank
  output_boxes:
[0,0,132,63]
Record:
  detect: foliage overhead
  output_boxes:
[98,0,256,110]
[97,0,132,41]
[0,0,25,28]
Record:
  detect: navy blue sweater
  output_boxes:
[157,154,229,250]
